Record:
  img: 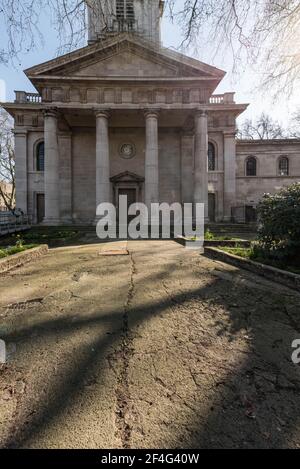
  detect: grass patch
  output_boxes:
[0,244,39,259]
[22,230,79,241]
[204,229,241,241]
[220,247,300,275]
[0,229,80,248]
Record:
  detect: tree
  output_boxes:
[1,2,299,124]
[237,113,286,140]
[256,183,300,266]
[168,0,300,96]
[290,110,300,138]
[0,109,15,211]
[0,1,299,95]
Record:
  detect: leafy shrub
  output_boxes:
[22,230,78,241]
[0,243,38,258]
[205,229,215,240]
[256,183,300,265]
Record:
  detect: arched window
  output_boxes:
[246,156,257,176]
[208,142,216,171]
[278,156,289,176]
[36,142,45,172]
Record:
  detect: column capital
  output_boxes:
[43,107,59,119]
[13,129,28,137]
[94,109,110,119]
[144,108,160,119]
[223,130,237,139]
[194,109,207,119]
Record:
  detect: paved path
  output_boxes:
[0,240,300,449]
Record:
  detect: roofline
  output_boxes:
[24,33,226,79]
[28,75,222,83]
[237,138,300,144]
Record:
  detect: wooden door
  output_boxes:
[36,194,45,224]
[208,193,216,222]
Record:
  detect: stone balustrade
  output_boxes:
[14,90,236,106]
[210,92,235,104]
[15,91,42,104]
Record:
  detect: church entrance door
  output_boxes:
[118,188,137,214]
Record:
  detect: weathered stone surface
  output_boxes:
[205,246,300,291]
[0,245,48,275]
[0,240,300,449]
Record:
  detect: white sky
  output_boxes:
[0,3,299,127]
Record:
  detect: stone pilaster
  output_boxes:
[194,110,208,221]
[223,131,237,221]
[44,109,60,225]
[144,110,159,209]
[95,110,110,213]
[14,129,28,214]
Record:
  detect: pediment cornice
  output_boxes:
[110,171,145,183]
[25,34,225,82]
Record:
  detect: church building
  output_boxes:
[2,0,300,225]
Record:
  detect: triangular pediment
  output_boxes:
[110,171,145,183]
[72,50,178,78]
[25,34,225,82]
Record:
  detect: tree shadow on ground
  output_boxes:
[1,244,300,449]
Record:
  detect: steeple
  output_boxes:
[88,0,164,44]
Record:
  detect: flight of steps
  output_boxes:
[206,223,258,240]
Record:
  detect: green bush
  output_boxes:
[205,229,215,240]
[256,183,300,265]
[0,243,38,259]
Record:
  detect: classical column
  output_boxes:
[144,110,159,208]
[44,109,60,225]
[59,132,73,224]
[181,131,194,204]
[14,129,28,214]
[95,110,110,213]
[194,110,208,221]
[223,131,237,221]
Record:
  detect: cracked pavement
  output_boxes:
[0,240,300,449]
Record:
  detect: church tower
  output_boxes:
[88,0,164,44]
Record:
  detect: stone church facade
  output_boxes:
[2,0,300,225]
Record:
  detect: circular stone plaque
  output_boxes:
[119,143,136,159]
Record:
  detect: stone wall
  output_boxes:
[71,127,182,223]
[236,140,300,206]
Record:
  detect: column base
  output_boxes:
[60,217,74,226]
[42,218,62,227]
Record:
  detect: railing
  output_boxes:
[15,91,42,104]
[210,92,235,104]
[0,211,31,236]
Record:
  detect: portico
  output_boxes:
[40,104,213,224]
[2,0,251,226]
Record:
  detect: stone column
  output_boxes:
[95,110,110,213]
[181,131,194,204]
[223,131,237,221]
[194,110,208,221]
[144,110,159,208]
[14,129,28,214]
[44,109,60,225]
[59,132,73,224]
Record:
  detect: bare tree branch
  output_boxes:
[237,112,287,140]
[0,1,299,96]
[0,108,15,211]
